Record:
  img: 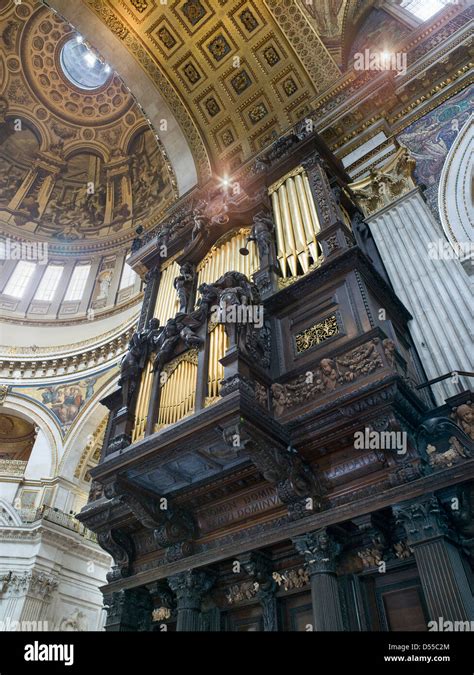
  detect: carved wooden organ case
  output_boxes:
[78,128,473,629]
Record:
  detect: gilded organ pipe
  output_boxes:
[269,166,321,279]
[196,228,259,287]
[153,259,181,324]
[206,323,228,405]
[196,230,254,404]
[156,352,198,430]
[131,357,155,443]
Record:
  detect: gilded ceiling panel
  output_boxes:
[82,0,339,170]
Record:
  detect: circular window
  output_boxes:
[60,38,111,91]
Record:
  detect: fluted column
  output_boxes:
[1,571,58,629]
[34,153,65,216]
[293,528,344,631]
[168,570,215,632]
[394,495,474,623]
[351,148,471,403]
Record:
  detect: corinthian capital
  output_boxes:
[293,528,341,574]
[349,147,418,217]
[393,494,452,545]
[168,569,215,609]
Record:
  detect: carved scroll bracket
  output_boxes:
[102,477,196,561]
[221,423,323,509]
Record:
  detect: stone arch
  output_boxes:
[4,111,46,150]
[124,121,152,156]
[438,114,473,267]
[63,143,108,163]
[0,397,61,478]
[0,497,22,526]
[341,0,376,68]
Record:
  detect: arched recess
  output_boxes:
[0,497,22,526]
[47,0,209,194]
[0,118,42,208]
[0,398,61,478]
[3,113,46,151]
[438,114,473,266]
[341,0,376,68]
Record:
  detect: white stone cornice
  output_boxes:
[0,520,110,565]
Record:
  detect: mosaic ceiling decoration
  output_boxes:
[0,0,178,253]
[298,0,377,66]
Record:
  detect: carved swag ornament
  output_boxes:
[271,339,384,416]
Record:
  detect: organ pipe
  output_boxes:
[269,166,321,279]
[153,259,181,324]
[196,229,254,403]
[196,228,259,287]
[156,351,198,430]
[131,357,155,443]
[206,323,228,405]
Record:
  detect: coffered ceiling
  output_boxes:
[52,0,342,176]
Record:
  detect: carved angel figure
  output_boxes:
[453,403,473,440]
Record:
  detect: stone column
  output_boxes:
[1,571,58,629]
[168,569,215,632]
[293,528,344,631]
[8,167,38,211]
[103,588,152,632]
[394,495,474,623]
[350,148,471,403]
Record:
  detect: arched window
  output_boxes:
[119,257,138,290]
[3,261,36,298]
[64,264,91,302]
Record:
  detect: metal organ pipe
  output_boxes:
[269,166,321,279]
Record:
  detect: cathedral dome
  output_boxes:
[0,2,183,328]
